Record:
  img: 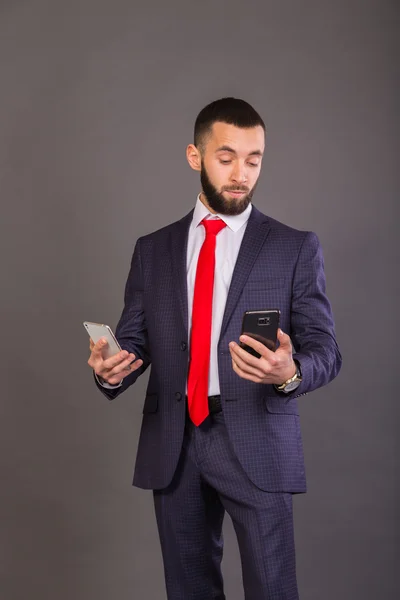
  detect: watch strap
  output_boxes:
[275,360,302,392]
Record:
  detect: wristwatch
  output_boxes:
[274,360,302,394]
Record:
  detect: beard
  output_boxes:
[200,162,258,216]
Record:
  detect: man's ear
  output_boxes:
[186,144,202,172]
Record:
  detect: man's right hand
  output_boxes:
[88,338,144,386]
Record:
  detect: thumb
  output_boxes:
[277,328,291,348]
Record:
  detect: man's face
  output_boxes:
[199,122,265,215]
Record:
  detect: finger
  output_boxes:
[103,360,143,385]
[231,340,277,369]
[104,357,144,385]
[229,345,267,379]
[91,338,109,359]
[231,353,267,379]
[128,356,143,372]
[98,355,132,380]
[91,348,129,373]
[102,349,132,370]
[230,341,262,367]
[231,357,264,383]
[110,355,143,377]
[239,335,277,361]
[107,374,126,386]
[277,328,292,350]
[88,341,105,368]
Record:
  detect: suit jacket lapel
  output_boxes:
[170,205,271,342]
[219,206,271,341]
[170,209,193,338]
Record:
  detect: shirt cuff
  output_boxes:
[95,372,123,389]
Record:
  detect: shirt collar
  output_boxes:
[192,193,252,232]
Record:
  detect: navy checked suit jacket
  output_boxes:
[96,205,342,493]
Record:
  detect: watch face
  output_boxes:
[284,380,301,393]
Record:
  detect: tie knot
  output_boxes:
[202,218,227,236]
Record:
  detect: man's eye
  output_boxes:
[220,160,232,164]
[248,163,259,167]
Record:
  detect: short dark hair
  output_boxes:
[194,97,266,151]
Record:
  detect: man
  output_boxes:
[88,97,342,600]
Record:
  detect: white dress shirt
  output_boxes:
[187,195,251,395]
[98,194,252,391]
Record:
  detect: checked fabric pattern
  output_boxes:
[94,204,342,492]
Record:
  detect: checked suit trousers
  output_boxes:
[153,411,299,600]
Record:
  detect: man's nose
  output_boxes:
[231,163,248,184]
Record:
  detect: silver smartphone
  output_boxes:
[83,321,121,358]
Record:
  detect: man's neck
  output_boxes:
[199,192,218,215]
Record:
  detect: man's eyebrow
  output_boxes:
[215,145,263,157]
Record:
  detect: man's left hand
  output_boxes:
[229,328,296,385]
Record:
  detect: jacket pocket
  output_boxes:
[265,396,299,415]
[142,393,158,414]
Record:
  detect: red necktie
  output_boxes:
[187,217,227,426]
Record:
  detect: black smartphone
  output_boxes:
[239,309,280,358]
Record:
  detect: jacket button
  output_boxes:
[175,392,182,401]
[180,342,187,351]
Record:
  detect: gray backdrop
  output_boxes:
[0,0,398,598]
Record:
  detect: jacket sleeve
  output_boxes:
[94,237,151,401]
[279,231,342,399]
